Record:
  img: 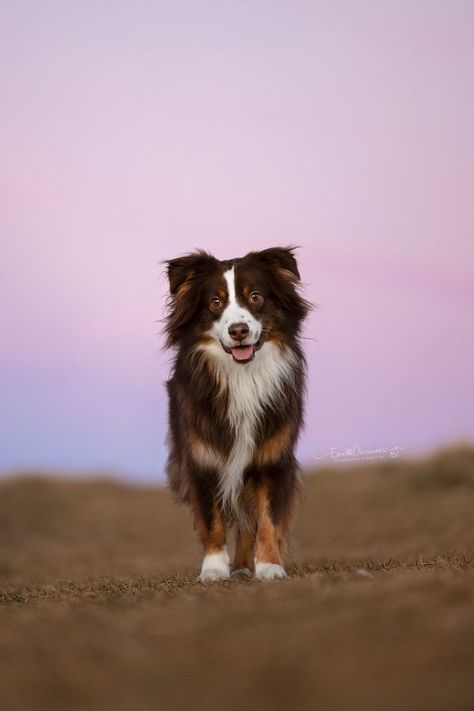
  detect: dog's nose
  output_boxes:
[228,322,249,342]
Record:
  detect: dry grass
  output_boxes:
[0,446,473,711]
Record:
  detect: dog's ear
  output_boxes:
[164,251,218,347]
[255,247,301,283]
[166,252,203,295]
[252,246,310,321]
[166,250,219,297]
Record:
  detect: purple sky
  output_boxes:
[1,1,473,479]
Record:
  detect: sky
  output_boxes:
[1,1,473,479]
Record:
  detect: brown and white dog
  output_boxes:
[164,247,309,581]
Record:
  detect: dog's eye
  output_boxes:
[249,291,264,306]
[210,297,223,311]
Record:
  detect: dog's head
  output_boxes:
[164,247,309,363]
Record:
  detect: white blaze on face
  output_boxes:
[212,267,262,349]
[198,264,298,507]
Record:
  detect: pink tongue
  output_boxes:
[231,345,254,361]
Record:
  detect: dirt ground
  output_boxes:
[0,447,473,711]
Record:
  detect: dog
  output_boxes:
[164,247,309,581]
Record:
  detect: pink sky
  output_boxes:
[1,1,473,478]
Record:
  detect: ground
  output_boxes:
[0,447,473,711]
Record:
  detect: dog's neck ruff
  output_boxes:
[198,339,297,509]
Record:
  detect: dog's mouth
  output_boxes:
[222,335,264,364]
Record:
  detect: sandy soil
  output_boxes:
[0,446,473,710]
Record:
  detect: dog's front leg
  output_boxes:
[190,478,230,582]
[254,478,288,581]
[232,525,255,577]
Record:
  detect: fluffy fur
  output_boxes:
[164,247,309,580]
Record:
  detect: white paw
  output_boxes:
[255,562,287,581]
[199,567,230,582]
[198,549,230,582]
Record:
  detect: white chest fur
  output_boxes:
[198,340,296,508]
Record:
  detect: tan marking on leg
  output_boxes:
[254,481,283,565]
[277,498,296,558]
[233,527,256,571]
[191,498,227,555]
[254,423,294,466]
